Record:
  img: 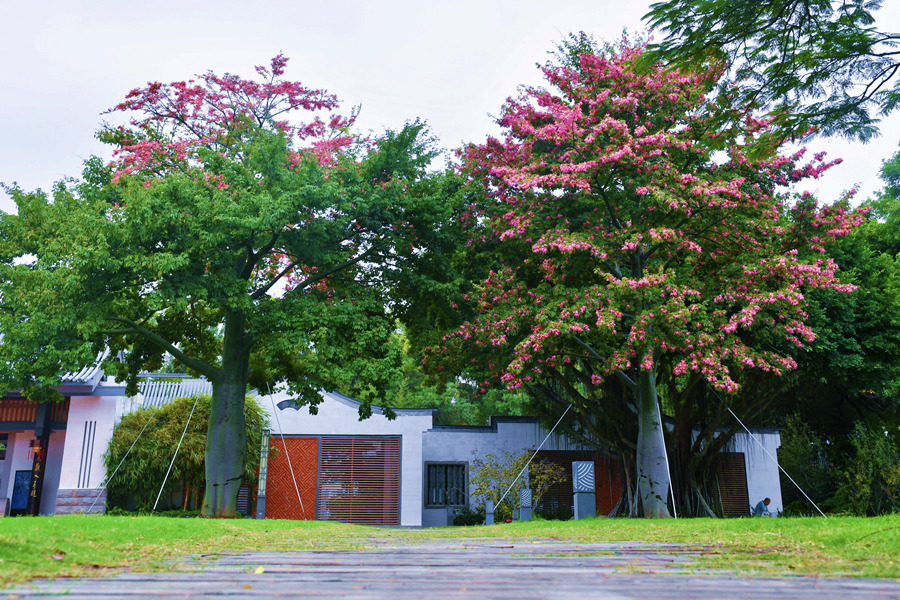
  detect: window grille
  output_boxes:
[426,463,467,507]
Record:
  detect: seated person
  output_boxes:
[753,497,772,517]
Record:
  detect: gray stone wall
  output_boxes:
[55,488,106,514]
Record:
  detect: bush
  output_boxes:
[103,394,268,511]
[834,422,900,515]
[536,503,574,521]
[470,449,567,522]
[452,506,485,526]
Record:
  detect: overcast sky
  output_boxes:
[2,0,898,214]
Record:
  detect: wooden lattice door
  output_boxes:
[317,436,400,525]
[264,436,318,520]
[717,452,750,517]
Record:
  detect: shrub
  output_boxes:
[834,422,900,515]
[103,394,268,511]
[470,449,567,522]
[452,506,485,526]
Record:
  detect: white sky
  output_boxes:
[1,0,898,214]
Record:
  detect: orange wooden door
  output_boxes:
[264,436,318,520]
[594,453,623,516]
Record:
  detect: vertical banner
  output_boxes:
[255,429,270,520]
[25,436,48,515]
[26,403,51,516]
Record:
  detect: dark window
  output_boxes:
[0,433,7,460]
[426,463,467,507]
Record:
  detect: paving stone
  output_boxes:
[6,538,900,599]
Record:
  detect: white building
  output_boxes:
[0,376,784,521]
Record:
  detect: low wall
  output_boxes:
[55,489,106,514]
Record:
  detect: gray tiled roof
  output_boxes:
[61,348,110,384]
[138,378,213,409]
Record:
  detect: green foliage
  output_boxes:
[780,215,900,441]
[469,449,567,522]
[451,505,485,526]
[529,459,573,520]
[776,414,837,514]
[765,149,900,518]
[103,394,268,511]
[864,149,900,255]
[645,0,900,141]
[834,422,900,515]
[0,59,445,515]
[380,324,527,426]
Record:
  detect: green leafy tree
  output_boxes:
[429,36,864,518]
[772,151,900,416]
[834,422,900,515]
[865,149,900,255]
[775,413,837,514]
[0,56,438,517]
[384,323,529,426]
[104,394,268,512]
[645,0,900,141]
[782,227,900,438]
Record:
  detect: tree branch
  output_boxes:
[102,317,219,380]
[250,248,306,299]
[243,231,282,281]
[277,244,381,299]
[572,335,638,394]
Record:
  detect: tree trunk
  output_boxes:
[635,368,672,518]
[201,310,250,518]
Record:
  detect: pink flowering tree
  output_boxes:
[0,56,438,517]
[430,36,865,517]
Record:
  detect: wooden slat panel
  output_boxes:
[236,481,251,516]
[317,436,400,526]
[0,399,68,426]
[0,399,37,423]
[717,452,750,517]
[49,398,69,425]
[264,436,318,520]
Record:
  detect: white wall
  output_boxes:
[727,430,783,515]
[0,430,66,515]
[0,431,13,502]
[39,431,66,515]
[265,389,434,527]
[421,418,592,527]
[58,396,120,491]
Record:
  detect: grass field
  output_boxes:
[0,514,898,588]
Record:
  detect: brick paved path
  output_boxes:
[7,538,900,599]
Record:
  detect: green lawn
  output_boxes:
[1,514,898,588]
